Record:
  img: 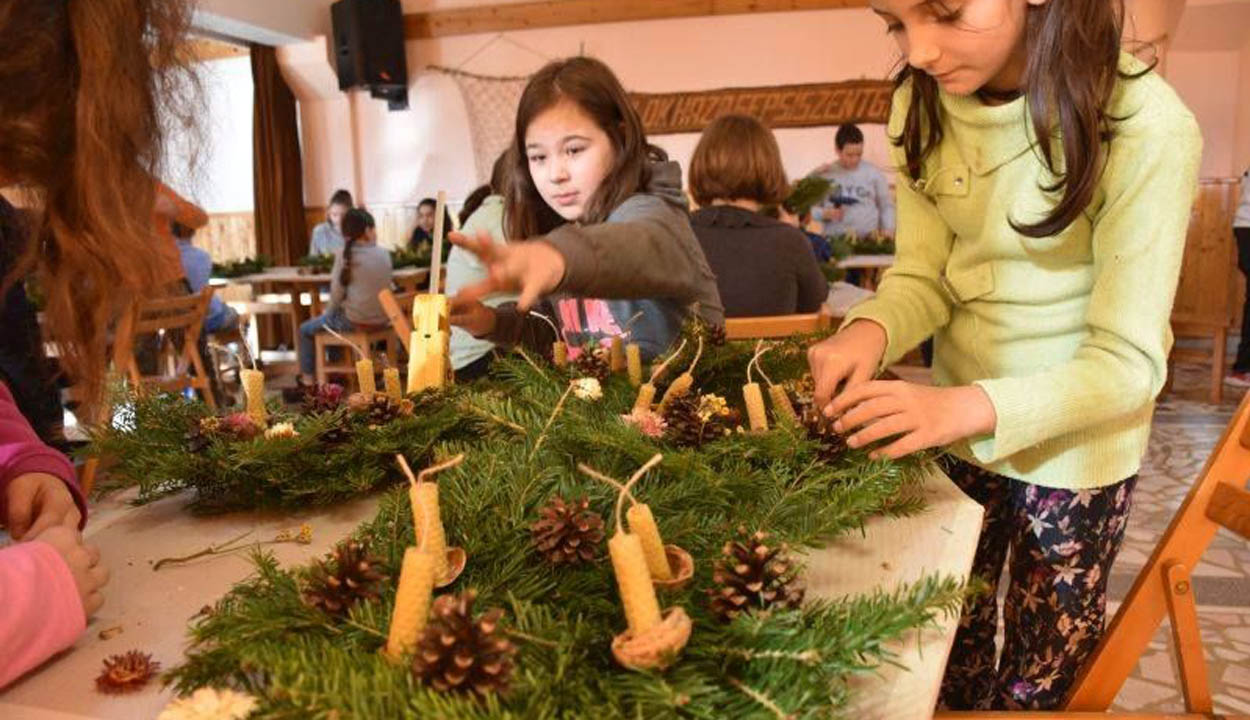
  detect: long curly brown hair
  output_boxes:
[0,0,199,409]
[893,0,1147,238]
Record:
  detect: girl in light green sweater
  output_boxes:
[809,0,1201,711]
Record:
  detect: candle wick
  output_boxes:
[396,454,418,488]
[613,454,663,534]
[324,325,366,359]
[685,335,704,375]
[623,311,644,335]
[417,453,465,484]
[649,338,687,384]
[577,463,638,506]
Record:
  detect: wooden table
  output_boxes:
[212,266,429,354]
[837,254,895,291]
[0,466,981,719]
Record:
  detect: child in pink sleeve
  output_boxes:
[0,381,106,688]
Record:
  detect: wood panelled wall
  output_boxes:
[195,204,442,261]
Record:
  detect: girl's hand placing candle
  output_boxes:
[449,229,565,312]
[807,320,887,415]
[828,382,997,460]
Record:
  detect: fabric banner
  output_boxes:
[434,67,892,182]
[630,80,893,135]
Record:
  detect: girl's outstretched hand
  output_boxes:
[827,381,997,460]
[449,230,565,312]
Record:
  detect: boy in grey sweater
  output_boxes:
[808,124,896,238]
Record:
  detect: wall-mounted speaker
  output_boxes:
[330,0,409,110]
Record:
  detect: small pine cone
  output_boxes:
[800,405,848,463]
[184,419,212,454]
[412,590,516,698]
[531,496,605,565]
[96,650,160,694]
[319,417,352,446]
[571,346,612,383]
[302,540,388,617]
[707,526,805,623]
[705,323,727,347]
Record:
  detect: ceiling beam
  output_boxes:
[404,0,871,39]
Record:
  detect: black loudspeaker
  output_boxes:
[330,0,409,110]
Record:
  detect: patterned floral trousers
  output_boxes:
[938,457,1136,710]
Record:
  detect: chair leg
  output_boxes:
[315,335,329,387]
[1212,326,1227,405]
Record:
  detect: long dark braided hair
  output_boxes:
[338,208,374,289]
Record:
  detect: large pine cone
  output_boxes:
[571,346,612,383]
[412,590,516,698]
[302,540,388,617]
[531,496,604,566]
[707,526,805,622]
[661,394,731,449]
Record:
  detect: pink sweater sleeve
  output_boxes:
[0,382,85,527]
[0,541,86,688]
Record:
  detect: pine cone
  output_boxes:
[800,405,848,463]
[705,323,727,347]
[184,418,212,454]
[571,346,612,383]
[707,526,805,622]
[96,650,160,694]
[662,394,731,449]
[302,540,388,617]
[531,496,604,565]
[318,416,352,446]
[412,590,516,698]
[347,392,413,426]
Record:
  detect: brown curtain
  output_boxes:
[251,44,305,266]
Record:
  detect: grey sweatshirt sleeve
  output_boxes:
[876,169,897,235]
[543,195,725,326]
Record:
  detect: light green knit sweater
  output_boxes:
[843,53,1202,489]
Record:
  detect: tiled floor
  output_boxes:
[1107,365,1250,713]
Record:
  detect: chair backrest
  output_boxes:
[111,287,217,406]
[723,309,833,340]
[379,287,417,352]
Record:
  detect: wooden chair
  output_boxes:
[936,392,1250,720]
[1167,178,1240,405]
[378,287,417,353]
[313,324,401,390]
[112,288,217,409]
[723,309,834,340]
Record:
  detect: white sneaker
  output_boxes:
[1225,372,1250,388]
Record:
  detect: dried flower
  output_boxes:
[95,650,160,694]
[263,422,298,440]
[571,377,603,401]
[221,413,261,440]
[157,687,259,720]
[697,394,729,422]
[301,382,345,413]
[621,408,667,438]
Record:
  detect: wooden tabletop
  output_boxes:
[837,254,896,269]
[1,467,981,720]
[214,265,429,286]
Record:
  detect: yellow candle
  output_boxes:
[240,369,267,425]
[626,344,642,387]
[383,546,437,661]
[609,336,625,373]
[412,294,450,334]
[383,367,402,400]
[356,358,376,396]
[407,331,448,393]
[608,532,662,636]
[626,503,672,581]
[657,373,693,413]
[743,382,769,432]
[552,341,568,367]
[633,383,656,414]
[408,482,449,579]
[768,384,798,425]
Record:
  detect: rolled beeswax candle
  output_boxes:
[626,344,643,387]
[240,369,267,425]
[383,367,402,400]
[743,382,769,432]
[626,503,672,581]
[552,341,568,367]
[633,383,656,413]
[768,384,798,425]
[608,532,662,636]
[383,546,437,660]
[408,483,449,579]
[356,358,376,396]
[609,336,625,373]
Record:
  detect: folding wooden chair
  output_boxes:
[112,288,217,409]
[378,287,417,353]
[723,308,834,340]
[937,392,1250,719]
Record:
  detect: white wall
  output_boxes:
[1165,50,1241,178]
[165,56,255,212]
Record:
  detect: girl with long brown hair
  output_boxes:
[0,0,197,686]
[448,56,722,361]
[808,0,1201,709]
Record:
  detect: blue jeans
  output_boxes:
[299,309,356,375]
